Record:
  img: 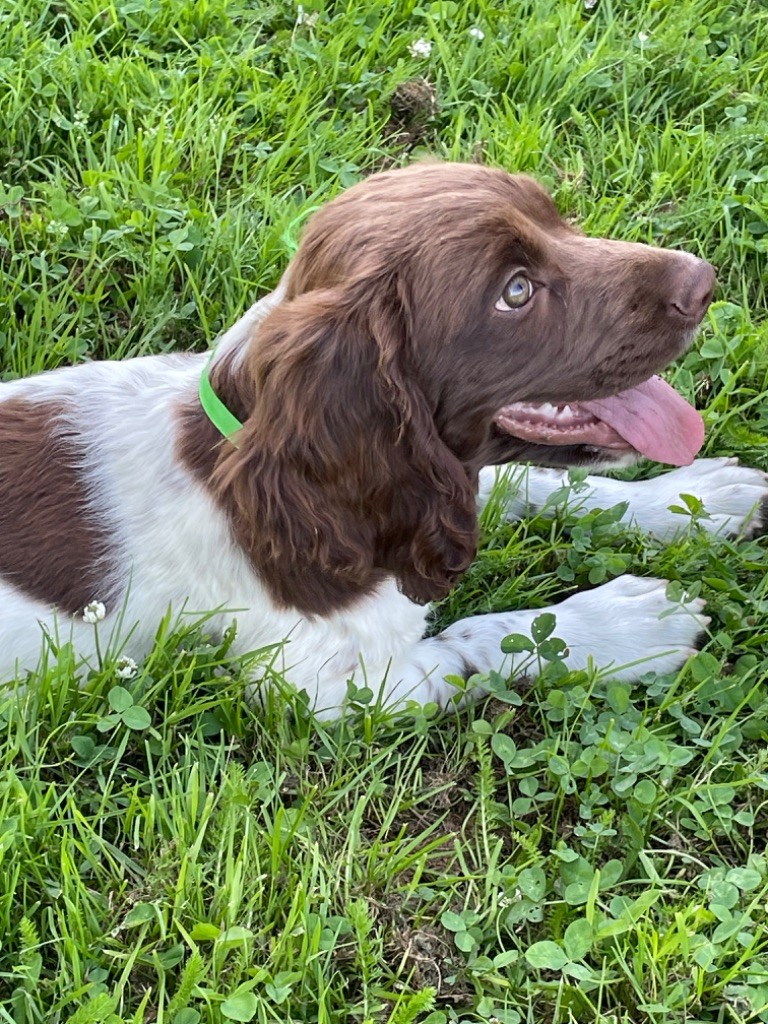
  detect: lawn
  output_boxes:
[1,0,768,1021]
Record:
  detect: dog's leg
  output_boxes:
[299,575,707,718]
[478,461,768,543]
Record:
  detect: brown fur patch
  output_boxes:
[0,398,117,614]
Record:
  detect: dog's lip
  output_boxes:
[494,375,705,466]
[494,402,634,451]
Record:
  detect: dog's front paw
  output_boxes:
[652,457,768,540]
[558,574,709,680]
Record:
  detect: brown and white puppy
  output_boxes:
[1,163,765,713]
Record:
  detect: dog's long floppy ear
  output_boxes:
[213,286,478,612]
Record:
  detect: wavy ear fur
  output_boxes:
[213,286,478,614]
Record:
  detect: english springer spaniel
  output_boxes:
[1,163,765,715]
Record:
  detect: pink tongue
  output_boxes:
[582,376,704,466]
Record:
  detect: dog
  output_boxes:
[1,162,766,715]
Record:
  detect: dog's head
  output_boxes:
[213,163,714,608]
[284,161,713,469]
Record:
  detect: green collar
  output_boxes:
[199,353,243,444]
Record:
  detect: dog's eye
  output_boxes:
[497,274,533,310]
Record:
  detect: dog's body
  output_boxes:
[1,164,766,714]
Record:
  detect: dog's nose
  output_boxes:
[669,258,716,324]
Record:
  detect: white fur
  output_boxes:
[478,458,767,542]
[1,293,763,717]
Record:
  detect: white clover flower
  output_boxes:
[82,601,106,624]
[296,4,319,27]
[294,4,319,27]
[408,38,432,58]
[46,221,69,238]
[115,656,138,680]
[469,26,485,40]
[638,31,649,42]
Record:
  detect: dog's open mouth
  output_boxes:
[495,375,704,466]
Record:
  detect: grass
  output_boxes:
[1,0,768,1020]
